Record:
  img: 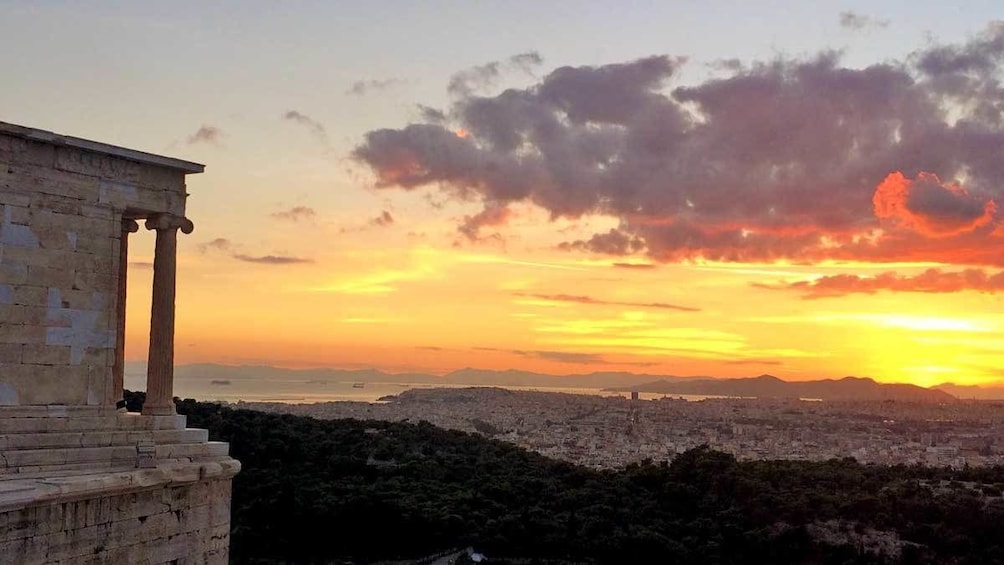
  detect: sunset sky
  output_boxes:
[3,2,1004,386]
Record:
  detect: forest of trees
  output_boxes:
[128,393,1004,564]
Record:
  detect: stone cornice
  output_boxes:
[0,458,240,513]
[0,121,205,174]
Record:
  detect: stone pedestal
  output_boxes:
[0,408,240,564]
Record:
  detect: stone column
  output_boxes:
[143,214,194,416]
[112,218,140,409]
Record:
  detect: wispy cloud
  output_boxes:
[347,78,406,96]
[186,125,223,146]
[520,350,602,364]
[516,292,700,312]
[459,202,510,240]
[473,347,605,365]
[838,11,889,30]
[612,262,656,270]
[232,254,313,265]
[272,206,317,222]
[539,326,748,358]
[369,210,395,227]
[755,268,1004,299]
[724,358,784,366]
[199,237,313,265]
[198,237,233,253]
[316,266,436,294]
[282,110,327,143]
[447,51,543,97]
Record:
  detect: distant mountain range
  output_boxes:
[604,374,956,403]
[125,362,1004,402]
[932,382,1004,400]
[157,363,707,390]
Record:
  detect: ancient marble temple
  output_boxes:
[0,122,239,563]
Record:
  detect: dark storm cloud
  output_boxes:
[353,24,1004,267]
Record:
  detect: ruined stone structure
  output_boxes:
[0,122,239,563]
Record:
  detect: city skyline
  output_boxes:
[4,2,1004,386]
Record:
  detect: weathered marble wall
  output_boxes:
[0,130,188,406]
[0,477,233,564]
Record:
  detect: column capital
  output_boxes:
[145,214,194,234]
[122,218,140,233]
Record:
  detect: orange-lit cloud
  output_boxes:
[873,172,996,237]
[459,203,512,240]
[354,25,1004,267]
[516,292,700,311]
[757,268,1004,298]
[612,262,657,269]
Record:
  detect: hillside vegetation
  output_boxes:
[140,394,1004,564]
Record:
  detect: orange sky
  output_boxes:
[121,200,1004,387]
[6,6,1001,388]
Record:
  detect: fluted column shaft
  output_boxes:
[143,214,193,416]
[112,219,139,407]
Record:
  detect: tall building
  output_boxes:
[0,122,238,563]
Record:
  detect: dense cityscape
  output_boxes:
[239,387,1004,469]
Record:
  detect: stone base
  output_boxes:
[0,467,235,564]
[0,406,239,564]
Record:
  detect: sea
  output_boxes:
[124,372,717,404]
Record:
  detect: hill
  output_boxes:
[143,363,961,403]
[934,383,1004,400]
[611,374,956,402]
[139,393,1004,564]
